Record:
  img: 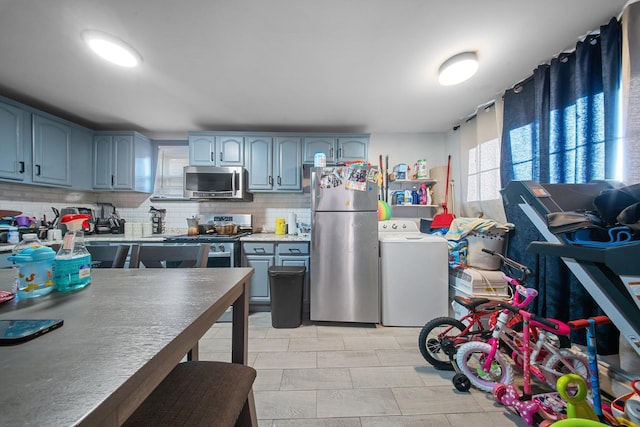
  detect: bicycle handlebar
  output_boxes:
[567,315,611,330]
[481,248,533,282]
[499,302,559,331]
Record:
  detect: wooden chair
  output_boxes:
[129,244,210,268]
[86,244,130,268]
[122,361,257,427]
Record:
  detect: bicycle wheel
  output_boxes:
[418,317,467,370]
[455,341,513,392]
[543,349,589,389]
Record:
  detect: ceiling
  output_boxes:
[0,0,628,140]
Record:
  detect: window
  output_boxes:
[466,137,501,203]
[153,144,189,197]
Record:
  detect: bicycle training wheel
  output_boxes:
[455,341,513,392]
[418,317,467,370]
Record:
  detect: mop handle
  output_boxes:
[443,155,451,209]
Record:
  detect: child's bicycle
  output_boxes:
[455,269,589,394]
[418,249,532,372]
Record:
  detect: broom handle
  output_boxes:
[443,155,451,209]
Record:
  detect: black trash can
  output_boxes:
[268,266,305,328]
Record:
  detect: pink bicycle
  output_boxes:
[454,253,589,394]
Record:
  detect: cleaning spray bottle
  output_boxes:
[54,214,92,292]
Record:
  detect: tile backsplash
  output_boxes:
[0,182,311,234]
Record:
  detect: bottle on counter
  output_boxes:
[8,233,56,298]
[7,226,19,245]
[411,186,419,205]
[54,214,92,292]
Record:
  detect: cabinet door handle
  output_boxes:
[35,164,41,176]
[330,147,334,158]
[338,147,342,158]
[269,176,273,186]
[219,152,223,162]
[111,175,115,186]
[254,248,266,254]
[289,248,302,254]
[211,152,215,162]
[277,176,281,185]
[18,161,25,173]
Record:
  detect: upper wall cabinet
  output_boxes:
[245,136,302,192]
[302,135,369,164]
[32,114,71,186]
[188,132,244,166]
[0,97,94,190]
[93,131,152,192]
[0,101,29,181]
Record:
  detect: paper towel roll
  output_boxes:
[288,212,297,235]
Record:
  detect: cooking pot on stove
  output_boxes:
[215,222,238,235]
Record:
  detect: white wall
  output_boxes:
[369,132,448,173]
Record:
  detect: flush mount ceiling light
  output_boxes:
[82,30,142,68]
[438,51,478,86]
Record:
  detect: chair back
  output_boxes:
[129,244,210,268]
[87,244,130,268]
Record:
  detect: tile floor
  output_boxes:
[200,312,530,427]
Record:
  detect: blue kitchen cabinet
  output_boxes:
[0,97,94,189]
[69,126,94,190]
[93,131,152,192]
[0,100,29,182]
[302,135,369,164]
[32,114,71,186]
[303,137,336,164]
[245,135,301,192]
[242,242,275,304]
[188,132,244,166]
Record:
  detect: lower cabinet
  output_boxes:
[242,243,275,305]
[242,241,310,309]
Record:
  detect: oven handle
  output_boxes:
[208,251,232,258]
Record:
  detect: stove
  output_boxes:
[164,214,252,267]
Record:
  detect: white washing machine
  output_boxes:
[378,220,449,326]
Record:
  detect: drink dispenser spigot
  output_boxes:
[54,214,92,292]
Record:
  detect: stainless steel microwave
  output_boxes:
[183,166,253,201]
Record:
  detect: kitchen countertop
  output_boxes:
[0,233,310,253]
[240,233,310,242]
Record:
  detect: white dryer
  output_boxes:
[378,220,449,326]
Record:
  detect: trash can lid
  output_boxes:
[268,266,306,276]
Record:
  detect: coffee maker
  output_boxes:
[149,206,166,234]
[96,203,125,234]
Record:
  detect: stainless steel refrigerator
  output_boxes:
[310,166,380,323]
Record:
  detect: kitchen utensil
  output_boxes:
[51,207,60,229]
[15,215,31,227]
[430,155,456,229]
[216,222,238,235]
[186,216,199,236]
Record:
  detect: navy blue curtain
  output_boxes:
[500,18,621,353]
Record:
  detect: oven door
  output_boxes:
[205,242,235,268]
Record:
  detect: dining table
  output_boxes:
[0,267,254,426]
